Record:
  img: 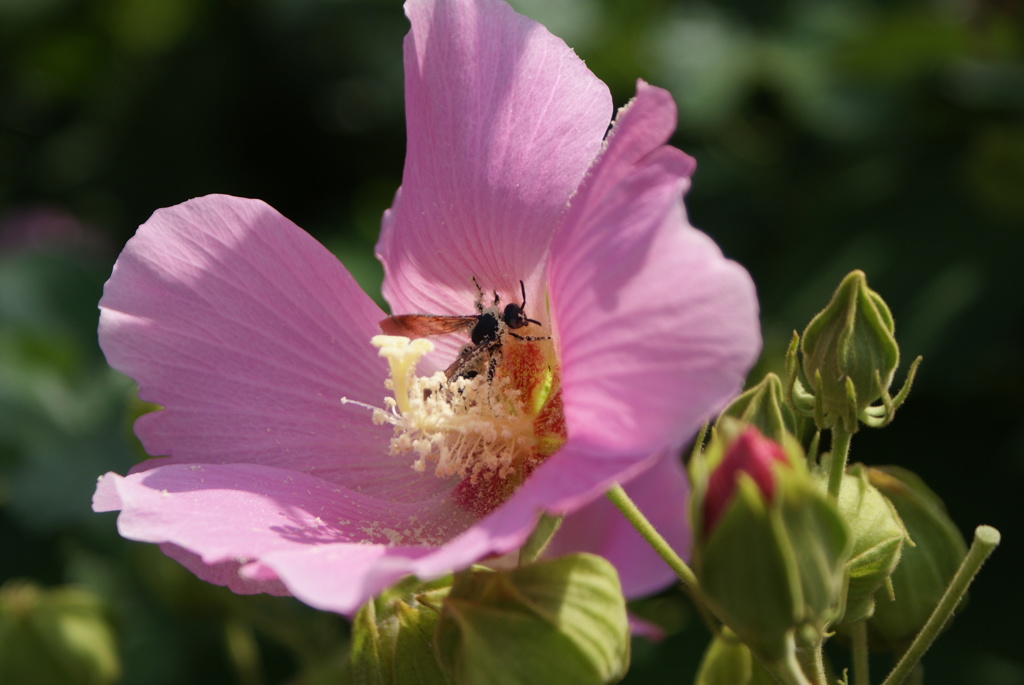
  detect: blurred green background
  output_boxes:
[1,0,1022,682]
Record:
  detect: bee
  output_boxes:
[379,279,543,381]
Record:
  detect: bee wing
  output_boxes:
[378,314,478,339]
[444,339,501,380]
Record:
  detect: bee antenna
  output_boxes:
[519,280,527,309]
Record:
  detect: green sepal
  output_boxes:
[350,575,454,685]
[775,472,851,634]
[695,630,778,685]
[687,425,716,539]
[699,474,801,661]
[785,331,817,418]
[696,632,752,685]
[830,465,908,624]
[435,554,629,685]
[0,581,120,685]
[864,466,968,651]
[774,466,847,634]
[717,372,803,444]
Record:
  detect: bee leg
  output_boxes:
[471,276,485,314]
[508,332,551,342]
[485,353,500,383]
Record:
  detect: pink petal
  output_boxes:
[255,540,439,614]
[572,81,697,206]
[703,426,788,536]
[94,464,477,614]
[377,0,612,325]
[548,83,761,455]
[407,437,659,580]
[161,544,291,597]
[545,450,691,598]
[99,195,447,501]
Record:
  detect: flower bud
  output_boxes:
[349,576,453,685]
[0,581,120,685]
[797,270,901,431]
[864,466,967,651]
[435,554,629,685]
[717,372,802,445]
[830,465,908,624]
[702,426,790,537]
[692,424,850,661]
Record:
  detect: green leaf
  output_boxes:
[436,554,629,685]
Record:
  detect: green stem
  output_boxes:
[606,484,698,590]
[519,513,562,565]
[794,640,827,685]
[767,634,815,685]
[827,426,852,498]
[851,621,870,685]
[880,525,1001,685]
[606,484,721,633]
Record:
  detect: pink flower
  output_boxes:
[93,0,760,614]
[702,427,790,537]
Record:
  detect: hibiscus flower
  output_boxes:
[93,0,760,614]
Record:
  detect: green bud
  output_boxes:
[717,372,802,445]
[693,425,850,661]
[864,466,968,651]
[435,554,629,685]
[695,630,777,685]
[0,581,120,685]
[830,465,908,624]
[794,270,918,432]
[801,270,897,427]
[350,576,454,685]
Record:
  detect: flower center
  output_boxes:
[344,334,566,515]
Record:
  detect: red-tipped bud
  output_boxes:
[693,423,850,660]
[703,427,789,536]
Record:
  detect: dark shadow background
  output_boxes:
[2,0,1021,682]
